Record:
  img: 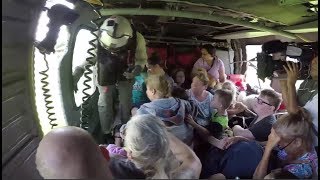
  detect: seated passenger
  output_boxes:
[136,74,194,146]
[124,114,202,179]
[146,52,175,87]
[101,124,127,158]
[209,89,234,139]
[222,80,256,129]
[35,126,112,179]
[193,44,226,84]
[221,80,237,104]
[253,108,318,179]
[187,68,214,127]
[131,67,149,110]
[171,85,189,100]
[132,53,175,116]
[224,89,282,146]
[172,68,190,89]
[221,80,247,117]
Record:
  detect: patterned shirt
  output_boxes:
[283,150,318,179]
[187,89,214,126]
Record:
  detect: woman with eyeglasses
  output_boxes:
[253,108,318,179]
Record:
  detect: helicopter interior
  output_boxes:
[2,0,318,179]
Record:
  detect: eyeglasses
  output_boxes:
[255,97,273,107]
[278,138,296,150]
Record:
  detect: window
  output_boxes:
[245,45,271,89]
[33,0,74,135]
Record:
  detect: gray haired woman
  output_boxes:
[124,114,201,179]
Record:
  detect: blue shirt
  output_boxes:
[132,73,149,107]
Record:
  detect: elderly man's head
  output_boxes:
[35,126,112,179]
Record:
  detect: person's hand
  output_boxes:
[222,137,235,149]
[222,136,245,149]
[233,102,247,113]
[185,114,196,125]
[283,61,299,85]
[208,136,226,150]
[123,71,135,79]
[265,128,280,151]
[73,75,79,93]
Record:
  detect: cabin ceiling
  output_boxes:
[93,0,318,42]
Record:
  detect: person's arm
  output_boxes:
[228,102,256,117]
[167,132,202,179]
[72,57,96,92]
[185,115,224,149]
[283,62,299,113]
[232,125,255,140]
[253,146,273,179]
[192,59,202,74]
[242,105,257,117]
[134,32,147,69]
[124,32,147,79]
[185,115,210,138]
[253,128,280,179]
[279,79,289,109]
[222,135,251,149]
[218,59,226,83]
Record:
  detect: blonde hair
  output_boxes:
[273,108,314,151]
[192,68,210,86]
[124,115,179,179]
[222,80,237,103]
[146,74,171,98]
[214,89,233,110]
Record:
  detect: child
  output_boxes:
[103,124,127,158]
[209,89,233,139]
[131,70,150,116]
[136,74,195,146]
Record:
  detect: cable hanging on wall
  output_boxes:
[79,3,103,130]
[38,53,58,129]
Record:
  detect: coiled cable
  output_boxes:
[79,4,102,130]
[39,53,58,129]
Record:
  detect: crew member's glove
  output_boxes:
[123,65,142,80]
[123,72,135,79]
[72,67,85,93]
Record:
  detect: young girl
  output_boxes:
[136,74,195,146]
[254,108,318,179]
[172,68,189,89]
[102,124,127,158]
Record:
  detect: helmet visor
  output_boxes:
[99,30,130,50]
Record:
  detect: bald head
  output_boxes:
[35,126,112,179]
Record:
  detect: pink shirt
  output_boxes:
[193,57,225,82]
[106,144,127,158]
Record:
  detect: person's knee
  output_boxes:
[209,173,226,180]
